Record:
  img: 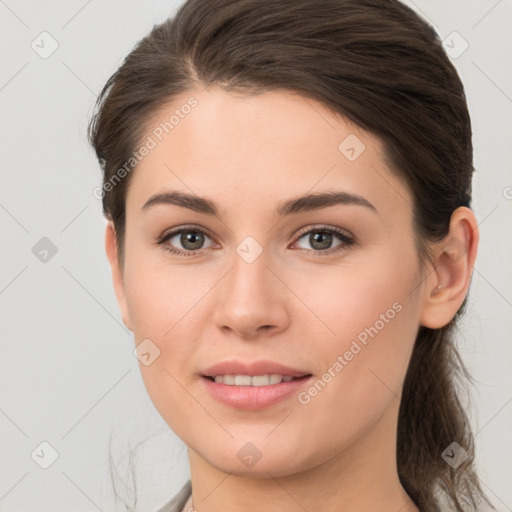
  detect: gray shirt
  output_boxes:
[154,480,192,512]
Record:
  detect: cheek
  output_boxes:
[291,247,419,399]
[286,285,418,466]
[121,248,220,398]
[123,260,207,428]
[122,242,207,339]
[293,247,419,354]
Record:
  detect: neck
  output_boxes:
[185,400,419,512]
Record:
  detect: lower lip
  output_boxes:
[201,375,313,410]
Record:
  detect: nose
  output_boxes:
[212,246,290,340]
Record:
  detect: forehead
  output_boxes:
[126,86,412,219]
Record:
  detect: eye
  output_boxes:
[156,224,355,257]
[292,225,355,255]
[157,225,215,257]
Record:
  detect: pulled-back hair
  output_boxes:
[88,1,494,510]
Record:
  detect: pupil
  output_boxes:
[311,232,332,250]
[182,231,203,250]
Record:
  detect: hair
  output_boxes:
[88,1,494,510]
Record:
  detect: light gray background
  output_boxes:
[1,1,511,511]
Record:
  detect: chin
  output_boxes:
[190,434,321,478]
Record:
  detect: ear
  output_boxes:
[105,221,133,331]
[419,206,479,329]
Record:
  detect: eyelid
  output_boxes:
[158,223,214,241]
[292,223,354,242]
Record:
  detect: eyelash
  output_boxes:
[156,224,355,258]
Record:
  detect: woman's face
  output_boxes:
[107,86,430,477]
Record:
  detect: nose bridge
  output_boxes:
[227,235,273,303]
[212,235,287,336]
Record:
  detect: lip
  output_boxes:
[202,359,311,378]
[200,359,313,410]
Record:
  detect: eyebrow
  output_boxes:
[141,190,377,217]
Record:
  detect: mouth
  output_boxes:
[202,374,312,386]
[200,362,314,409]
[200,359,314,409]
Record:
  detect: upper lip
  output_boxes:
[202,359,311,378]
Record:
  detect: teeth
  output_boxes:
[211,374,299,386]
[234,375,252,386]
[270,374,283,384]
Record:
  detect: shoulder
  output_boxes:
[154,480,192,512]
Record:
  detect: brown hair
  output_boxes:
[88,1,494,510]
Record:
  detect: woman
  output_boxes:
[88,0,495,511]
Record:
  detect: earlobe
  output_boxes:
[105,221,133,331]
[419,207,479,329]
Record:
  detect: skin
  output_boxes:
[105,86,478,512]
